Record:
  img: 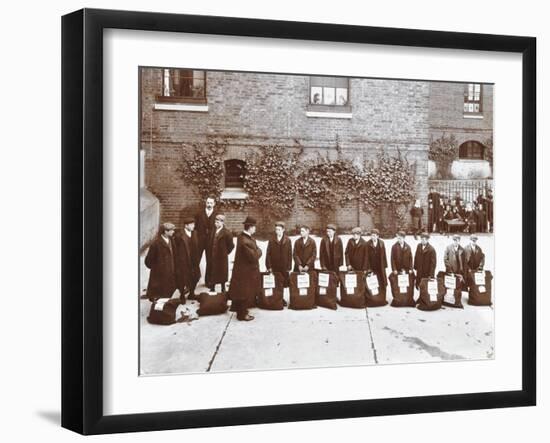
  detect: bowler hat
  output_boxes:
[243,216,257,225]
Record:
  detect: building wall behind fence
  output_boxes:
[140,68,433,235]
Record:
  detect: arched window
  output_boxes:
[224,159,246,189]
[459,141,486,160]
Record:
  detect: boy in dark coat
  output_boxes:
[413,232,437,289]
[266,221,292,287]
[428,187,442,233]
[319,223,344,272]
[174,217,200,301]
[205,214,234,291]
[144,222,178,301]
[410,199,424,238]
[227,216,262,321]
[345,227,368,271]
[365,228,388,290]
[390,230,413,274]
[475,203,488,233]
[444,234,465,275]
[463,234,485,272]
[293,225,317,272]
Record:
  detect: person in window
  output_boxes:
[227,216,262,321]
[174,217,200,302]
[413,232,437,289]
[345,227,368,271]
[320,224,343,273]
[144,222,178,301]
[337,93,348,106]
[365,228,388,293]
[312,93,321,104]
[194,196,217,278]
[266,221,292,288]
[205,214,234,292]
[410,199,424,239]
[293,225,317,272]
[444,234,465,275]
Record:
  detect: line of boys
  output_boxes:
[145,196,486,321]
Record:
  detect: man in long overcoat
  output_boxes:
[174,217,200,301]
[293,225,317,272]
[391,230,413,273]
[205,214,234,291]
[227,216,262,321]
[345,227,368,271]
[365,228,388,289]
[194,196,218,270]
[266,221,292,287]
[319,223,343,272]
[444,234,465,275]
[414,232,437,289]
[428,187,442,233]
[144,222,177,301]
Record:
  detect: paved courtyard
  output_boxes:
[139,234,494,375]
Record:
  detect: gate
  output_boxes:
[428,179,493,204]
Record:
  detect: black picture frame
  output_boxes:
[61,8,536,435]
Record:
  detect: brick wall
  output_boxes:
[139,68,452,235]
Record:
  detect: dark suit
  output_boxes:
[293,237,317,272]
[144,235,177,300]
[205,226,234,288]
[194,208,217,257]
[365,239,388,288]
[266,234,292,287]
[174,230,200,297]
[345,237,368,271]
[414,243,437,288]
[428,191,442,232]
[391,241,413,272]
[320,235,344,272]
[464,244,485,272]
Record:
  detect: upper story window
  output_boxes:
[157,69,206,103]
[464,83,482,114]
[459,140,486,160]
[306,76,352,119]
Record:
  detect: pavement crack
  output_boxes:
[364,308,379,364]
[206,313,234,372]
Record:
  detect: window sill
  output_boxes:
[154,103,209,112]
[463,114,484,119]
[306,111,353,119]
[220,188,248,200]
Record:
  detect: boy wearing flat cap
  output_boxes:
[293,225,317,272]
[345,227,368,271]
[205,214,235,291]
[320,223,343,272]
[174,217,200,301]
[144,222,178,301]
[444,234,465,275]
[227,216,262,321]
[365,228,388,291]
[464,234,485,273]
[266,221,292,287]
[413,232,437,289]
[391,230,414,274]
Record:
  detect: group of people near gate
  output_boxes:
[412,187,494,235]
[144,197,493,323]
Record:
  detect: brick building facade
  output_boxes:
[139,68,493,244]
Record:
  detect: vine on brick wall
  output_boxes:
[429,133,458,179]
[244,144,302,221]
[177,140,226,199]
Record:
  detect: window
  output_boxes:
[464,83,482,114]
[158,69,206,103]
[459,141,486,160]
[310,76,349,106]
[224,159,246,189]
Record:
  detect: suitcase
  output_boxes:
[338,271,367,309]
[197,291,229,316]
[316,271,338,310]
[416,277,443,311]
[147,298,181,325]
[389,271,416,307]
[289,271,317,310]
[257,272,285,310]
[438,271,464,309]
[467,270,493,306]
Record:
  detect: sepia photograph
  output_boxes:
[138,67,495,375]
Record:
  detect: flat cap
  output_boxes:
[162,222,176,230]
[470,234,479,240]
[396,230,406,237]
[183,217,195,225]
[452,234,461,240]
[370,228,380,235]
[326,223,337,231]
[420,232,430,239]
[215,214,226,222]
[275,221,286,228]
[351,227,362,234]
[300,224,311,231]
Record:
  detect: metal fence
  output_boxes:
[428,179,493,204]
